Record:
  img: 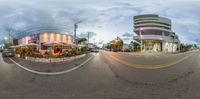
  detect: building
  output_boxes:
[76,38,88,48]
[105,37,124,51]
[133,14,180,52]
[122,43,134,52]
[18,32,73,55]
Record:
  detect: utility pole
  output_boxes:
[74,24,77,44]
[139,28,143,52]
[88,32,90,44]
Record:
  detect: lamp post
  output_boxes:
[4,37,8,41]
[4,37,8,44]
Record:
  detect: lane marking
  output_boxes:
[107,52,195,69]
[9,55,94,76]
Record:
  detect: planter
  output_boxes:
[24,54,86,63]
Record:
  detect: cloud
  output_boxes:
[120,32,134,43]
[78,32,97,39]
[122,32,133,37]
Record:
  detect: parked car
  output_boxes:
[2,49,15,57]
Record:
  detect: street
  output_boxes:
[0,50,200,99]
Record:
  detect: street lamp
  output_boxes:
[4,37,8,41]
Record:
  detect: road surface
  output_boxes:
[0,50,200,99]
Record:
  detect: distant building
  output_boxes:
[133,14,180,52]
[87,43,97,49]
[76,38,88,48]
[122,43,134,51]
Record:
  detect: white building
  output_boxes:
[133,14,180,52]
[122,43,133,51]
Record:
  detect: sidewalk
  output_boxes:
[119,49,199,58]
[11,53,93,72]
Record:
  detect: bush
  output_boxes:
[71,48,79,56]
[25,47,31,57]
[16,48,20,54]
[81,47,89,54]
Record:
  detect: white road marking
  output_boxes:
[9,55,94,76]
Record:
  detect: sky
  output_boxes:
[0,0,200,45]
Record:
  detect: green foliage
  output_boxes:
[180,43,198,52]
[106,40,124,51]
[13,38,18,46]
[16,48,20,54]
[77,38,87,44]
[81,47,89,54]
[25,47,31,56]
[4,43,13,49]
[71,48,79,55]
[115,40,123,48]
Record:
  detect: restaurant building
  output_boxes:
[18,32,73,55]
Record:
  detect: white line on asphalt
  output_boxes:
[9,55,94,76]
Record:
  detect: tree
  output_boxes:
[77,38,87,44]
[115,40,123,51]
[4,43,13,49]
[13,38,18,45]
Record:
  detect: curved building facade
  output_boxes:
[133,14,180,52]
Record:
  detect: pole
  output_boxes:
[139,29,142,52]
[73,20,82,45]
[87,32,90,48]
[74,24,77,45]
[88,32,90,44]
[179,41,181,52]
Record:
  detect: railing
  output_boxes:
[133,35,172,41]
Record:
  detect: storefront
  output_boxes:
[18,32,74,56]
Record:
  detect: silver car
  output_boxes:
[2,49,15,57]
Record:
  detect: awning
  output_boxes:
[43,42,77,47]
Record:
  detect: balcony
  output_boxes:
[134,27,172,33]
[134,23,171,29]
[133,35,172,42]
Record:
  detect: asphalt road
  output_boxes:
[0,50,200,99]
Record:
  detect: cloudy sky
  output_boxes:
[0,0,200,45]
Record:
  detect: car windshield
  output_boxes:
[0,0,200,99]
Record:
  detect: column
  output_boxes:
[178,41,181,52]
[140,40,143,52]
[161,31,164,52]
[140,30,143,52]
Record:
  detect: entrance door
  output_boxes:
[145,42,154,51]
